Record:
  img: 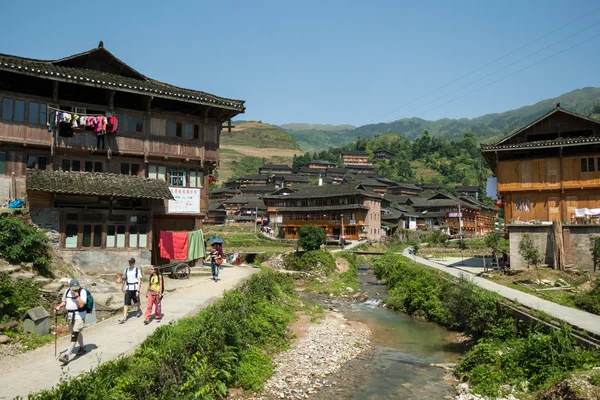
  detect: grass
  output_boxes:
[411,159,442,181]
[4,330,55,350]
[203,225,296,253]
[300,252,361,296]
[221,121,301,150]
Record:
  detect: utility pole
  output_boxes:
[254,206,258,235]
[340,213,344,249]
[458,202,464,265]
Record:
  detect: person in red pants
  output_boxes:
[143,266,164,324]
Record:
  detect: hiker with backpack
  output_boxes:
[143,266,164,325]
[119,258,142,324]
[53,279,91,364]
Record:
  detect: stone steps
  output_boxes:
[0,265,21,274]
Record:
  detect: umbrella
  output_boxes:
[207,235,224,244]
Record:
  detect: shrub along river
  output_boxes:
[302,263,466,399]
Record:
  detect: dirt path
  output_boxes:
[0,266,258,400]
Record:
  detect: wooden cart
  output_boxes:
[155,261,192,279]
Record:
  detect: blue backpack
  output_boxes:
[67,288,94,313]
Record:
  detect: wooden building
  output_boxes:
[456,185,479,200]
[307,160,336,169]
[481,105,600,225]
[373,149,395,160]
[342,151,371,166]
[223,196,266,223]
[0,43,244,272]
[387,182,423,196]
[346,164,375,174]
[325,167,349,182]
[258,164,293,175]
[263,183,382,242]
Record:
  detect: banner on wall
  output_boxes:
[168,187,201,214]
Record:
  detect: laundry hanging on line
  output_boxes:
[48,108,119,137]
[159,230,206,261]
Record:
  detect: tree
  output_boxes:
[298,225,326,251]
[485,232,502,269]
[518,234,542,269]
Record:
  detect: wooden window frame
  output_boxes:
[516,198,531,213]
[120,162,140,176]
[148,164,167,182]
[26,154,48,170]
[189,168,203,188]
[169,167,186,187]
[61,210,150,250]
[581,157,595,173]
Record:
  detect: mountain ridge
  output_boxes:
[280,87,600,151]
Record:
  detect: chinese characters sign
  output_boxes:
[168,187,201,214]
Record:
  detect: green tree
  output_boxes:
[518,234,542,269]
[298,225,326,251]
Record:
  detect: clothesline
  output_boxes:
[47,106,110,118]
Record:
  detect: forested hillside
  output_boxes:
[281,87,600,151]
[221,121,300,150]
[292,131,491,198]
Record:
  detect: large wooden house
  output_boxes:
[262,183,382,242]
[481,105,600,225]
[0,43,244,272]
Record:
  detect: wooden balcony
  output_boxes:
[0,123,51,146]
[282,219,362,226]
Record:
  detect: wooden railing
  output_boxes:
[0,123,51,146]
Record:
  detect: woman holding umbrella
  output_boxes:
[208,236,224,281]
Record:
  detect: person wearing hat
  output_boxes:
[54,279,88,364]
[119,258,142,324]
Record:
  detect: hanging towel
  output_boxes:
[187,229,205,260]
[159,231,175,259]
[159,231,189,260]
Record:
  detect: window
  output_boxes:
[189,168,203,188]
[581,157,595,173]
[13,100,24,122]
[28,102,47,125]
[120,163,140,176]
[26,155,47,170]
[72,160,81,171]
[148,165,167,182]
[65,224,78,248]
[170,167,186,187]
[135,117,143,133]
[185,124,194,139]
[2,99,12,120]
[194,124,200,139]
[167,121,182,137]
[62,159,70,172]
[85,161,93,172]
[516,198,531,212]
[82,224,103,248]
[127,116,135,132]
[0,152,5,174]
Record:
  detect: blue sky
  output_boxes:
[1,0,599,126]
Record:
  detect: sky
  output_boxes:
[1,0,599,127]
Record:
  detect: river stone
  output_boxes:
[0,335,11,344]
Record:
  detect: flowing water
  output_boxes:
[312,263,465,400]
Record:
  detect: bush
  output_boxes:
[424,230,448,246]
[519,234,542,269]
[31,270,296,399]
[573,280,600,315]
[0,272,40,323]
[298,225,326,251]
[0,218,51,276]
[283,250,335,274]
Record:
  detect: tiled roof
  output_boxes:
[273,174,311,183]
[26,169,173,199]
[263,183,381,200]
[343,151,369,156]
[480,136,600,151]
[346,165,374,170]
[456,185,478,192]
[0,48,244,111]
[240,185,280,194]
[326,168,349,174]
[308,160,336,165]
[278,204,368,213]
[223,196,264,204]
[259,164,292,169]
[390,182,422,191]
[239,174,269,181]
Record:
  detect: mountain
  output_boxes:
[280,87,600,151]
[221,121,301,150]
[279,123,355,131]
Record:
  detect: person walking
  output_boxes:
[53,279,87,364]
[119,258,142,324]
[209,243,223,281]
[144,266,163,325]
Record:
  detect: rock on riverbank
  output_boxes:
[249,311,370,399]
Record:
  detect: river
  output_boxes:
[308,263,465,400]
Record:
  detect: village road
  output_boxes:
[0,265,258,400]
[402,248,600,337]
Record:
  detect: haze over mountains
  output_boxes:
[274,87,600,151]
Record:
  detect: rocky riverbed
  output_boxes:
[237,311,371,400]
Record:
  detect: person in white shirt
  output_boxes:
[54,279,87,364]
[119,258,142,323]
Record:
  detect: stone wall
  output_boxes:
[61,249,152,275]
[0,176,11,205]
[508,224,600,274]
[30,208,60,250]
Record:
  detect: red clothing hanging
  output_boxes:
[159,231,189,260]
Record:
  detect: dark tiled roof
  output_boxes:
[259,164,292,169]
[390,182,421,191]
[343,151,369,156]
[423,211,447,218]
[26,169,173,199]
[480,136,600,151]
[298,167,323,175]
[456,185,479,192]
[308,160,336,165]
[273,174,311,183]
[223,196,264,204]
[0,48,244,111]
[240,185,280,194]
[209,188,241,195]
[373,149,395,155]
[419,184,440,190]
[278,204,368,213]
[263,183,381,201]
[326,168,349,174]
[239,174,269,181]
[346,164,374,170]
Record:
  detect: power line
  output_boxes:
[419,32,600,116]
[405,20,600,115]
[370,5,600,123]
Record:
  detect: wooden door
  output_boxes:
[547,197,560,222]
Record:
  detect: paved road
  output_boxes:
[401,248,600,337]
[0,266,258,400]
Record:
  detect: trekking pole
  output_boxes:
[54,313,57,357]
